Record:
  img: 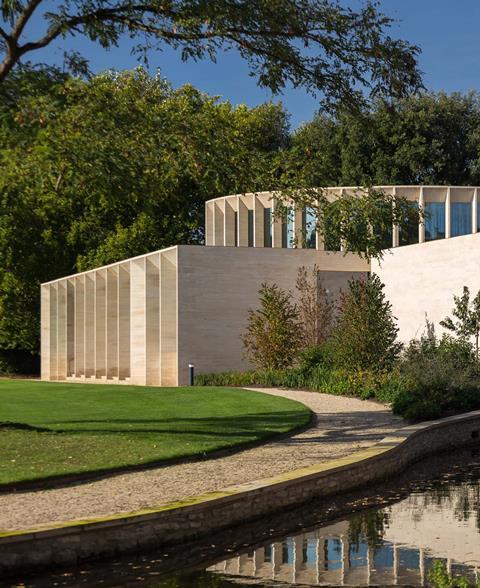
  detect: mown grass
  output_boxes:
[0,380,310,486]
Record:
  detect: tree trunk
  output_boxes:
[0,52,18,83]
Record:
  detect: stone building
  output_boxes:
[41,186,480,385]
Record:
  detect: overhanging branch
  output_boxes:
[11,0,45,41]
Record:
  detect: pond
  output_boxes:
[5,446,480,588]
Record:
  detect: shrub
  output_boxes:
[329,274,402,372]
[197,365,405,403]
[403,330,475,367]
[241,283,302,370]
[393,334,480,421]
[296,265,335,347]
[440,285,480,359]
[428,560,475,588]
[195,370,289,388]
[315,367,404,401]
[201,311,480,423]
[0,350,40,375]
[297,343,333,373]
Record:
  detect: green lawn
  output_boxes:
[0,380,310,486]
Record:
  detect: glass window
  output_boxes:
[263,544,272,563]
[247,209,254,247]
[399,201,419,246]
[373,201,393,249]
[381,225,393,249]
[282,538,294,564]
[263,207,272,247]
[303,538,318,568]
[234,211,238,246]
[325,538,343,570]
[373,544,394,569]
[349,541,368,569]
[282,208,294,248]
[451,202,472,237]
[303,206,317,249]
[425,201,445,241]
[399,547,420,571]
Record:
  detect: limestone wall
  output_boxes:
[41,245,368,387]
[176,246,368,385]
[41,247,178,386]
[206,186,480,249]
[372,232,480,342]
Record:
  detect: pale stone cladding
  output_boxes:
[42,185,480,386]
[372,231,480,343]
[41,245,368,386]
[41,246,178,386]
[206,186,480,249]
[176,246,368,384]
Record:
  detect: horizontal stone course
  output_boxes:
[1,410,480,577]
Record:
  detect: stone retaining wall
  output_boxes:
[1,410,480,576]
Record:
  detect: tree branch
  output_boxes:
[15,2,328,57]
[0,0,422,101]
[0,25,9,41]
[11,0,45,42]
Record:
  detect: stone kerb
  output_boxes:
[1,409,480,576]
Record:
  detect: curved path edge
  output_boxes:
[1,409,480,576]
[0,403,316,494]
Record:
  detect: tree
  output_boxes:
[278,92,480,259]
[0,63,69,144]
[242,283,301,370]
[440,286,480,359]
[296,265,335,347]
[0,67,289,369]
[329,274,402,371]
[279,113,341,189]
[372,92,480,186]
[428,560,472,588]
[0,0,422,108]
[283,92,480,188]
[275,186,422,261]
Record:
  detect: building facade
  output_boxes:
[41,186,480,386]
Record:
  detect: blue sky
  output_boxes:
[16,0,480,128]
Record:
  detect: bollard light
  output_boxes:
[188,363,195,386]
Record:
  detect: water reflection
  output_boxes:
[208,473,480,586]
[4,448,480,588]
[208,521,479,586]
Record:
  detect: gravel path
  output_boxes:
[0,388,404,532]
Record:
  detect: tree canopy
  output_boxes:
[0,0,422,109]
[284,92,480,187]
[0,66,288,365]
[3,67,480,373]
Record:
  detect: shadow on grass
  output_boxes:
[0,421,52,433]
[0,410,314,492]
[29,411,309,435]
[1,408,400,491]
[6,410,397,445]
